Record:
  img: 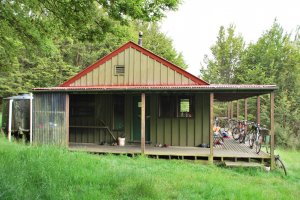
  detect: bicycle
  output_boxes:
[264,136,287,176]
[237,120,250,143]
[231,119,241,140]
[248,122,266,154]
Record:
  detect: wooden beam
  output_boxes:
[236,100,240,119]
[29,93,33,144]
[270,92,275,170]
[209,93,214,163]
[256,96,261,124]
[230,101,234,119]
[227,102,230,118]
[141,93,146,154]
[8,99,13,142]
[66,94,70,147]
[244,98,248,121]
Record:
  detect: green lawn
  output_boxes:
[0,135,299,200]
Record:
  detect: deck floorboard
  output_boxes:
[69,138,270,160]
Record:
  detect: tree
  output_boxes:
[237,22,300,148]
[201,25,245,83]
[132,22,187,68]
[0,0,183,98]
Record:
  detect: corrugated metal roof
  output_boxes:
[33,84,278,92]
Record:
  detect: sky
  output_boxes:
[160,0,300,76]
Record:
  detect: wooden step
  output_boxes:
[224,161,263,168]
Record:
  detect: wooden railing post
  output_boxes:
[141,93,146,154]
[270,92,275,170]
[209,93,214,164]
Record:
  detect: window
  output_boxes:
[159,95,194,118]
[178,97,193,117]
[114,65,125,75]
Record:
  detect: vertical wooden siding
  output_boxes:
[69,94,118,144]
[150,93,210,147]
[70,48,194,86]
[66,93,210,147]
[33,93,67,145]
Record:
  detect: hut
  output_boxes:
[32,39,277,168]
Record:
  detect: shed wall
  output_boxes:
[149,93,210,146]
[69,94,121,144]
[70,48,194,86]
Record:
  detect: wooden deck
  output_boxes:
[69,138,270,163]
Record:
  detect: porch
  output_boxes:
[69,137,270,163]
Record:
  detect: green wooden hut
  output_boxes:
[32,41,277,167]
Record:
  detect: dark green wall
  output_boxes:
[33,93,210,147]
[149,93,210,146]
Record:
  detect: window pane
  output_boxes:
[178,96,193,118]
[180,99,190,112]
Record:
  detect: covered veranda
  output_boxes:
[61,84,277,168]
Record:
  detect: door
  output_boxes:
[132,96,150,142]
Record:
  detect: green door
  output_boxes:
[132,96,150,142]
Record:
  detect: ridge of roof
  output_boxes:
[60,41,209,87]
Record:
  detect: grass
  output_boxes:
[0,135,299,200]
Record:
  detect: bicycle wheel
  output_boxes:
[275,156,287,176]
[232,128,240,140]
[255,135,263,154]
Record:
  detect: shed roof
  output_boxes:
[33,84,278,101]
[33,41,278,101]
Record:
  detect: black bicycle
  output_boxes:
[265,140,287,176]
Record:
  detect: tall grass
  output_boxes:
[0,134,299,200]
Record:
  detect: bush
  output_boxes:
[275,123,300,150]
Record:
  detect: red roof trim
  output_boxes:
[60,41,208,87]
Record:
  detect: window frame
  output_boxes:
[158,94,194,118]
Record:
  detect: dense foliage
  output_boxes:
[0,0,185,97]
[202,22,300,149]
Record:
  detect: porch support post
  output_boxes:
[29,93,33,145]
[236,100,239,119]
[8,99,13,142]
[66,94,70,147]
[256,96,261,124]
[227,102,230,119]
[141,93,146,154]
[270,92,275,170]
[230,101,234,119]
[209,93,214,164]
[244,98,248,121]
